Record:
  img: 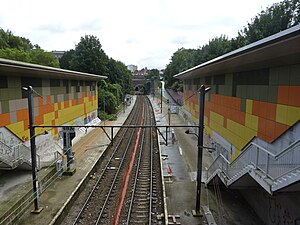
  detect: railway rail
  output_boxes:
[61,95,164,225]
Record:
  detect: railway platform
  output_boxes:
[0,94,263,225]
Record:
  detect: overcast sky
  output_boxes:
[0,0,281,69]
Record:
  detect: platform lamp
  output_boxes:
[191,84,211,216]
[22,86,44,214]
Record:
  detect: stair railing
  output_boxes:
[206,139,300,185]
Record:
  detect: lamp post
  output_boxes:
[160,78,163,113]
[23,86,43,213]
[193,84,211,216]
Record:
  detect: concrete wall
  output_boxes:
[183,64,300,160]
[240,189,300,225]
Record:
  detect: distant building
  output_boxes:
[52,51,66,59]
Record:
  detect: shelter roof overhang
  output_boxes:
[0,58,107,81]
[174,25,300,80]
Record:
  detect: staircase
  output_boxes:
[205,139,300,194]
[0,140,39,170]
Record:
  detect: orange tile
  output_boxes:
[275,122,289,138]
[16,109,29,122]
[55,111,58,119]
[258,132,273,143]
[258,117,267,135]
[288,86,300,107]
[0,113,10,126]
[38,97,43,106]
[64,100,69,108]
[265,102,277,121]
[23,119,29,130]
[72,99,76,106]
[46,95,51,103]
[34,115,44,125]
[52,120,55,126]
[252,101,260,117]
[54,128,58,135]
[277,86,289,105]
[58,102,61,110]
[265,119,276,140]
[258,102,268,119]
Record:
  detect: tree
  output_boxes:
[29,49,59,68]
[0,48,30,62]
[241,0,300,43]
[106,58,133,95]
[163,48,197,88]
[59,50,75,70]
[72,35,109,75]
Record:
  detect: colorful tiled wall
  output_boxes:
[183,64,300,158]
[0,76,98,142]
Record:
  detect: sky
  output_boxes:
[0,0,282,70]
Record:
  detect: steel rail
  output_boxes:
[71,97,142,225]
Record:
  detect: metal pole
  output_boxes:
[160,81,163,113]
[26,86,43,213]
[195,85,206,215]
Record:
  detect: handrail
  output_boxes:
[206,137,300,188]
[275,139,300,159]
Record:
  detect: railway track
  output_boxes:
[61,96,164,225]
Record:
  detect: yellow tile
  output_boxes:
[245,113,259,131]
[276,104,288,125]
[287,106,300,126]
[54,103,58,111]
[246,99,253,114]
[43,112,55,124]
[210,111,224,126]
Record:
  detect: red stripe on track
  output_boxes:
[114,99,145,225]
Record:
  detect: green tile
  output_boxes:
[240,98,246,112]
[268,86,278,103]
[1,100,9,113]
[277,66,290,85]
[7,76,21,88]
[219,85,231,96]
[247,85,260,100]
[237,85,246,98]
[225,74,233,85]
[43,79,50,86]
[8,88,21,100]
[259,86,269,102]
[269,68,279,85]
[290,64,300,86]
[0,89,9,101]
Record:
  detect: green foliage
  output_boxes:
[0,28,33,51]
[0,48,30,62]
[72,35,109,75]
[145,68,159,80]
[107,58,133,94]
[29,49,59,67]
[98,86,118,114]
[59,50,75,69]
[241,0,300,43]
[163,48,197,87]
[0,28,59,67]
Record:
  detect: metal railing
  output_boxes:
[206,139,300,187]
[0,140,40,169]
